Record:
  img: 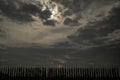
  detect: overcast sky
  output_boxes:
[0,0,120,67]
[0,0,120,49]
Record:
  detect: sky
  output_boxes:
[0,0,120,67]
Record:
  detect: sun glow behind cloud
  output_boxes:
[0,0,120,48]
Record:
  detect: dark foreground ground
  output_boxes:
[0,67,120,80]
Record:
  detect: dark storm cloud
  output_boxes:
[0,18,3,21]
[0,43,120,67]
[54,0,118,15]
[52,0,86,26]
[52,0,119,26]
[68,6,120,47]
[52,41,76,48]
[21,3,52,22]
[0,0,53,24]
[0,0,119,48]
[43,20,55,26]
[0,27,5,37]
[63,18,80,26]
[0,0,35,22]
[54,0,92,14]
[0,29,2,36]
[0,0,120,67]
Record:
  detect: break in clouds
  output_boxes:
[0,0,120,49]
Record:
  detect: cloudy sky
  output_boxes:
[0,0,120,67]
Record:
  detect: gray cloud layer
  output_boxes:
[0,0,120,49]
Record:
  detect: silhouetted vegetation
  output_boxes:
[0,67,120,80]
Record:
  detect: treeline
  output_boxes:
[0,67,120,80]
